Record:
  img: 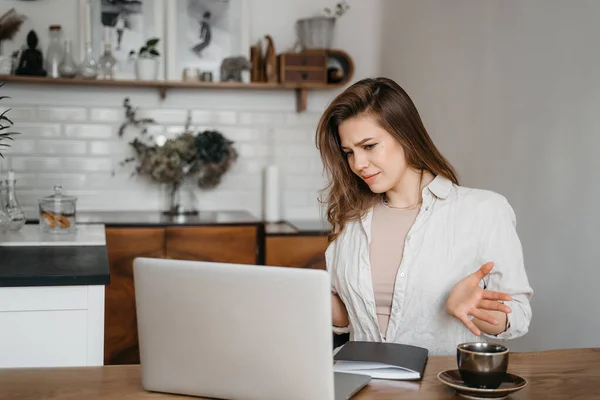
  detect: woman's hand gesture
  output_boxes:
[446,262,512,336]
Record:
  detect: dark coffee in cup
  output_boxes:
[456,342,509,389]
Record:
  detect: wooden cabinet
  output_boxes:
[165,226,257,264]
[104,225,259,365]
[104,228,165,365]
[265,235,329,270]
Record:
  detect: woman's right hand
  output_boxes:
[332,292,349,328]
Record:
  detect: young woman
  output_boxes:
[316,77,533,356]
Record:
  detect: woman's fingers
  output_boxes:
[478,299,512,314]
[458,313,482,336]
[473,262,494,280]
[482,289,512,302]
[469,308,499,325]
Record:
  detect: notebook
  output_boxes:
[333,341,429,381]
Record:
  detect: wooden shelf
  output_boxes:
[0,74,344,112]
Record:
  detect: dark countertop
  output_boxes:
[265,219,332,236]
[27,210,261,228]
[0,245,110,287]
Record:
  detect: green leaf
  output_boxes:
[146,38,159,47]
[149,49,160,57]
[0,108,13,125]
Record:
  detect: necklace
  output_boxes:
[382,169,424,210]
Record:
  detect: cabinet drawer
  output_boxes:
[266,236,329,269]
[282,53,326,67]
[0,286,88,312]
[283,69,327,84]
[0,310,87,367]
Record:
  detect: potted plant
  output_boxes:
[129,37,160,81]
[0,83,20,232]
[0,84,19,157]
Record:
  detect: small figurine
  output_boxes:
[219,56,251,82]
[15,30,47,76]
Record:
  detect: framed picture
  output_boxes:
[165,0,250,82]
[79,0,166,80]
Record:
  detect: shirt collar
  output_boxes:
[426,175,454,199]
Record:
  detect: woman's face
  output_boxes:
[338,114,408,194]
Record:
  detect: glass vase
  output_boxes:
[58,39,78,78]
[0,184,10,234]
[3,171,26,232]
[98,42,117,80]
[79,42,98,79]
[163,178,199,216]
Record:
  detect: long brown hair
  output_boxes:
[316,77,459,242]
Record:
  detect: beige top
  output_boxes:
[369,199,419,339]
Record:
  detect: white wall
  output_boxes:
[0,0,382,220]
[382,0,600,352]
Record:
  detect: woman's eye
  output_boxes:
[364,143,376,150]
[344,151,353,157]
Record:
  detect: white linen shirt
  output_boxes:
[326,175,533,356]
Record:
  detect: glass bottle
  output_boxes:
[79,41,98,79]
[45,25,64,78]
[98,42,117,80]
[59,39,78,78]
[4,170,26,232]
[0,181,10,234]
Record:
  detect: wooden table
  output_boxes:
[0,348,598,399]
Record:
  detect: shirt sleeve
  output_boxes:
[325,240,351,335]
[478,194,533,340]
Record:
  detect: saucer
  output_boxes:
[437,369,527,399]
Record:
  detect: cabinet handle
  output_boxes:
[301,72,309,80]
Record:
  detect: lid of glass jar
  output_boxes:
[39,185,77,204]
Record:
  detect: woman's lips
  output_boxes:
[362,172,379,184]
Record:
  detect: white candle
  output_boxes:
[8,170,14,182]
[85,0,92,45]
[263,165,280,223]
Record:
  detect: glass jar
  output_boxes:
[45,25,64,78]
[38,185,77,234]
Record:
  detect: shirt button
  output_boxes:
[400,272,406,278]
[406,235,411,242]
[425,206,430,211]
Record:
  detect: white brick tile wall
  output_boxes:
[89,108,123,122]
[37,107,87,121]
[11,157,62,171]
[192,110,237,125]
[5,107,36,121]
[38,140,87,155]
[17,123,61,137]
[64,124,114,139]
[1,87,330,220]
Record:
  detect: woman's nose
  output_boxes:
[353,152,369,171]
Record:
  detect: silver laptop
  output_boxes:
[133,257,371,400]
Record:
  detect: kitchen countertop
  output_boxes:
[0,225,106,246]
[0,245,110,287]
[0,224,110,287]
[27,210,261,228]
[265,219,332,236]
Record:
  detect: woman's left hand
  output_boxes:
[446,262,512,336]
